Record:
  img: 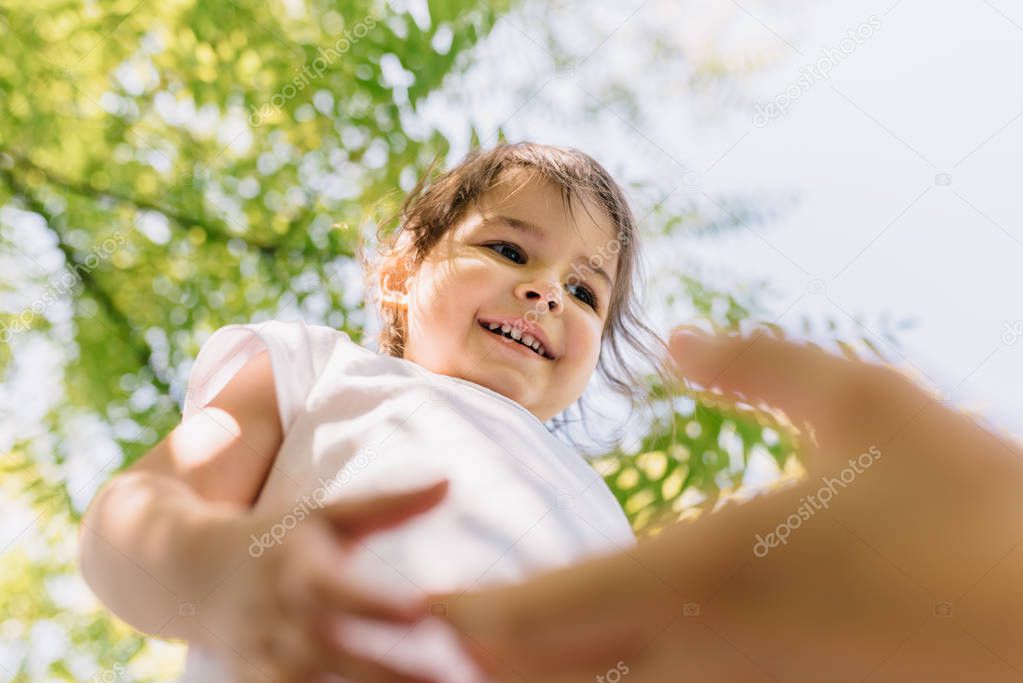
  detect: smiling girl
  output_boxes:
[78,142,675,682]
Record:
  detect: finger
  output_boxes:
[451,609,658,679]
[306,562,428,622]
[440,545,674,635]
[667,326,848,425]
[437,553,682,676]
[319,479,449,537]
[304,613,439,683]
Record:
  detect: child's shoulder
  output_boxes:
[203,318,358,356]
[187,319,365,424]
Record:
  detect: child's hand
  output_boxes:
[200,480,448,683]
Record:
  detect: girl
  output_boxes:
[78,142,676,682]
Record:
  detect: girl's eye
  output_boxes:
[567,282,598,310]
[487,242,526,264]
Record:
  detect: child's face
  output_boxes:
[401,173,619,422]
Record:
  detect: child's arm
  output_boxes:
[77,350,283,641]
[78,352,447,681]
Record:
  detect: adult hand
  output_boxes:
[201,480,449,683]
[434,328,1023,682]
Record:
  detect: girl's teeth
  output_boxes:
[481,321,550,358]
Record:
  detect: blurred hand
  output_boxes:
[201,480,448,683]
[433,328,1023,682]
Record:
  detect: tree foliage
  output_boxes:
[0,1,848,679]
[1,1,513,678]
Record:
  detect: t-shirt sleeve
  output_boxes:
[182,319,343,431]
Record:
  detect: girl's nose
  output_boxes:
[516,278,563,314]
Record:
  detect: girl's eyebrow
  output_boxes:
[480,214,616,290]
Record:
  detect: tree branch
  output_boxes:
[0,147,280,255]
[0,165,171,394]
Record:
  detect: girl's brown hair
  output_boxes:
[359,142,673,453]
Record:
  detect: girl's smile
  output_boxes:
[478,320,553,362]
[477,318,557,360]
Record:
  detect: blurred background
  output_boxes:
[1,0,1021,679]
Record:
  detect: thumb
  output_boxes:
[319,478,449,537]
[667,325,841,423]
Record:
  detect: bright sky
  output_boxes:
[415,0,1023,437]
[3,0,1021,538]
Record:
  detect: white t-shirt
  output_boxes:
[176,319,635,682]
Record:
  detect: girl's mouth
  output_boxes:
[478,320,554,360]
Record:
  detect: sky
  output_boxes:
[414,0,1023,436]
[4,0,1022,543]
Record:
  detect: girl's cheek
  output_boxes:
[564,318,602,367]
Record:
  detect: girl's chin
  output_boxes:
[462,363,530,399]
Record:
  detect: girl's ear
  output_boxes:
[380,251,414,309]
